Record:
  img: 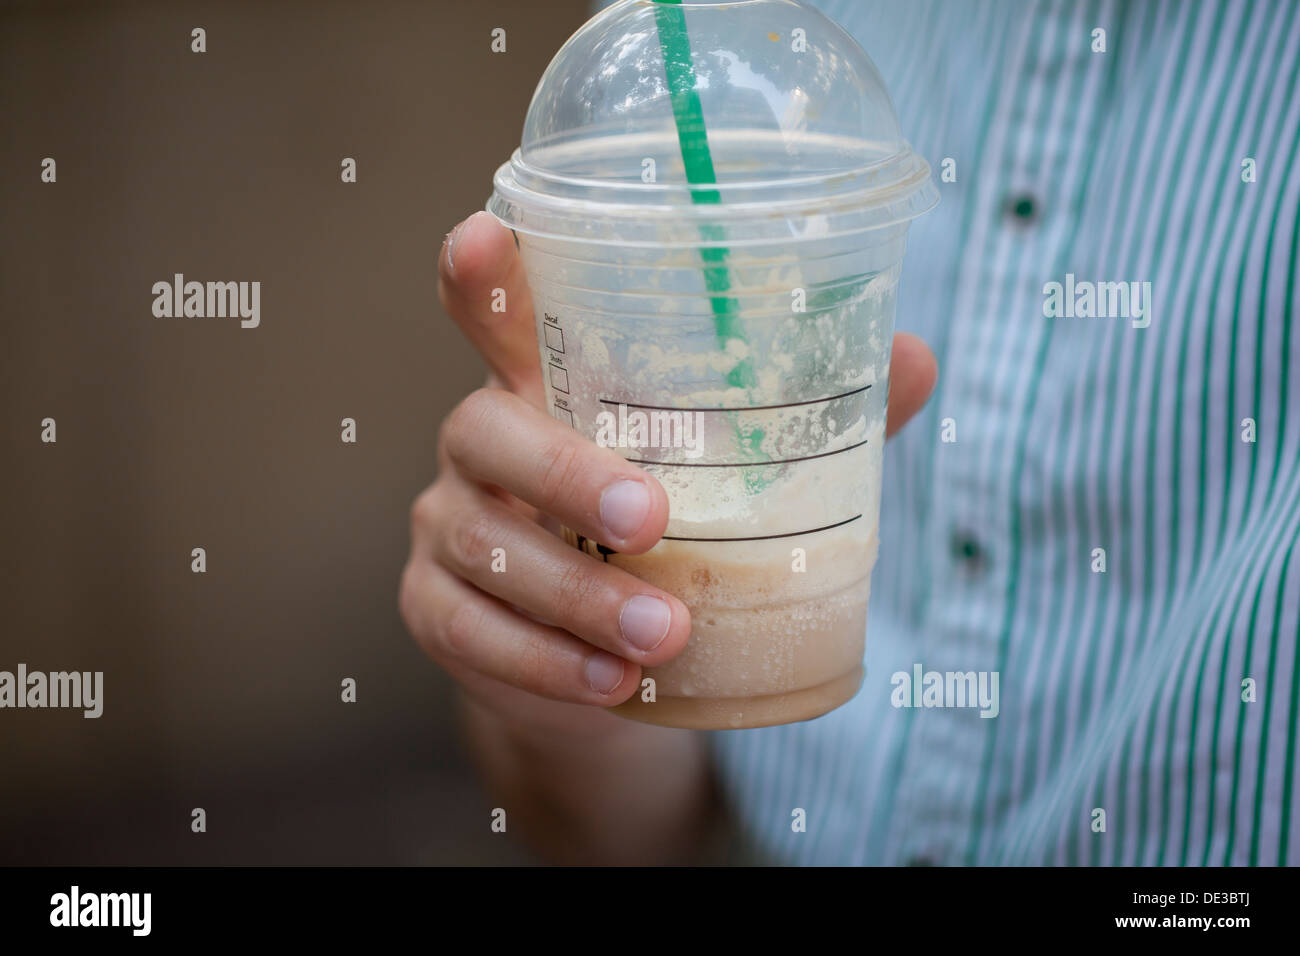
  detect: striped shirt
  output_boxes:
[709,0,1300,865]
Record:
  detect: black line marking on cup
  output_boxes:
[572,531,614,562]
[598,383,870,414]
[625,438,868,468]
[661,514,862,543]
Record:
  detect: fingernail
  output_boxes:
[620,595,671,651]
[585,653,625,695]
[599,480,651,540]
[445,220,466,274]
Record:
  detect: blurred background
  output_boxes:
[0,0,597,864]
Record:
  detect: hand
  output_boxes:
[400,211,939,739]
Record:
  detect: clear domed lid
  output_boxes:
[490,0,937,245]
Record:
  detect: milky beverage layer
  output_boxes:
[611,523,877,700]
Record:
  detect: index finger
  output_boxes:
[442,387,670,555]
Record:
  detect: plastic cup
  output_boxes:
[488,0,937,729]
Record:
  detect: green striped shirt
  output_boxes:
[713,0,1300,865]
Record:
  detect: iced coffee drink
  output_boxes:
[489,0,936,728]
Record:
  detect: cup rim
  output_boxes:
[488,142,939,247]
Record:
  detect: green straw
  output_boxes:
[653,0,768,486]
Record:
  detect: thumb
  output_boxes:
[438,211,544,404]
[884,331,938,438]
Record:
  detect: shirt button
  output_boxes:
[1004,192,1039,225]
[950,530,989,574]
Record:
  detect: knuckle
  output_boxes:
[397,562,422,636]
[510,629,556,691]
[442,597,487,661]
[409,486,441,534]
[447,508,500,572]
[443,388,498,459]
[536,438,586,506]
[549,560,607,630]
[458,387,499,433]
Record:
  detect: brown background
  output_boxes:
[0,0,593,864]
